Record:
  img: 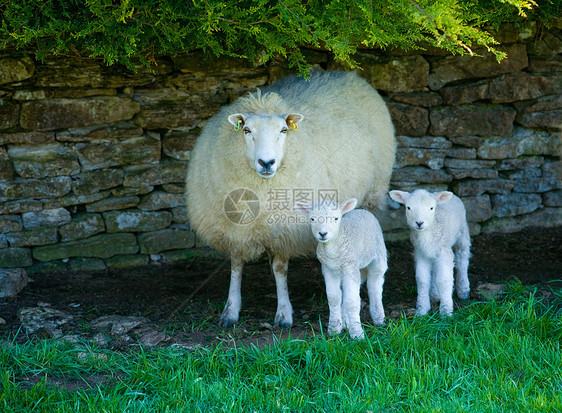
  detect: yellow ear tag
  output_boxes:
[289,120,298,131]
[233,119,242,131]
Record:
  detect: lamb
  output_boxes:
[185,71,396,328]
[296,198,387,339]
[388,189,471,316]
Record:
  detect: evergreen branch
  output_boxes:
[0,0,554,73]
[408,0,474,56]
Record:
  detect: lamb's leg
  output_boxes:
[366,259,386,326]
[454,230,471,300]
[414,253,432,316]
[219,256,244,327]
[322,266,343,336]
[272,255,293,328]
[342,269,364,339]
[435,250,455,316]
[429,272,439,306]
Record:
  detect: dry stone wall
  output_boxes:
[0,24,560,274]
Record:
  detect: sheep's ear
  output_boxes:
[341,198,358,215]
[434,191,454,204]
[228,113,246,130]
[294,202,312,215]
[389,190,409,205]
[285,113,304,130]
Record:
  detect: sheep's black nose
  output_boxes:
[258,158,275,169]
[416,221,423,228]
[319,232,327,238]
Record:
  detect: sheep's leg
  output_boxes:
[366,260,386,326]
[429,272,439,306]
[342,269,364,339]
[414,254,432,316]
[322,266,343,336]
[272,255,293,328]
[219,256,245,327]
[435,250,455,316]
[454,232,471,300]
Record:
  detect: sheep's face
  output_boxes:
[308,202,342,243]
[403,191,438,231]
[228,113,303,179]
[389,190,453,232]
[295,199,358,243]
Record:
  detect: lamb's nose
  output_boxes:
[416,221,423,228]
[258,158,275,169]
[319,232,327,239]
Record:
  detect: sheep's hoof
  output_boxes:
[274,312,293,329]
[328,323,343,336]
[414,308,430,317]
[457,290,470,300]
[349,330,365,340]
[371,311,385,326]
[276,321,292,329]
[274,316,293,329]
[218,314,238,328]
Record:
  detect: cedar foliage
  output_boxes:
[0,0,558,74]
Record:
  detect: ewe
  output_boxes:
[296,198,387,339]
[389,189,471,316]
[186,71,396,327]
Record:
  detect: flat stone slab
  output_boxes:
[90,315,149,336]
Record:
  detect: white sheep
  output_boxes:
[186,71,396,328]
[389,189,471,316]
[296,198,387,339]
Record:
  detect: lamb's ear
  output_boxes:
[389,190,409,205]
[294,202,312,215]
[285,113,304,130]
[434,191,454,204]
[341,198,358,215]
[228,113,246,130]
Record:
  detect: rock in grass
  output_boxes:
[475,283,507,300]
[90,315,148,336]
[18,305,73,338]
[137,329,170,347]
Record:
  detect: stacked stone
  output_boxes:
[0,53,268,274]
[0,22,560,274]
[341,27,561,239]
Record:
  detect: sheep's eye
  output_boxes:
[281,127,288,134]
[430,207,434,210]
[243,127,251,134]
[334,217,339,221]
[406,206,411,210]
[310,218,315,223]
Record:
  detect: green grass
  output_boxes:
[1,283,561,412]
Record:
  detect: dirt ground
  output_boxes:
[1,227,560,349]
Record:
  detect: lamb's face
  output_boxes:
[228,113,303,179]
[403,191,438,231]
[308,203,343,243]
[295,198,358,243]
[389,189,454,232]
